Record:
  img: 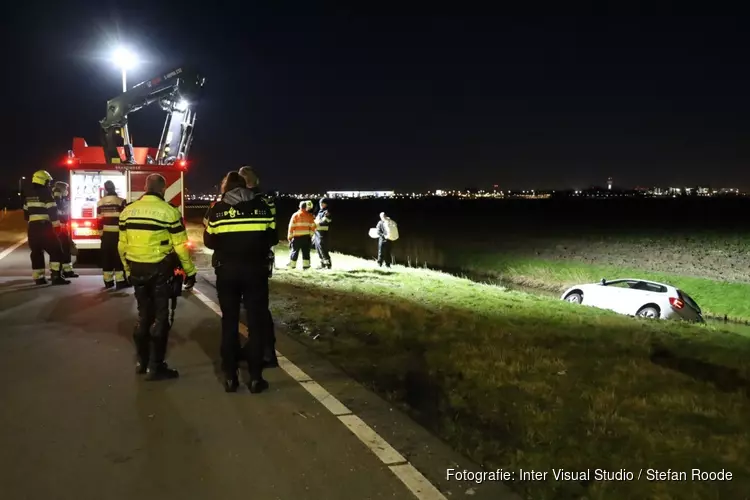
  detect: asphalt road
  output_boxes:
[0,229,519,500]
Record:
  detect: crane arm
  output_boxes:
[99,66,205,164]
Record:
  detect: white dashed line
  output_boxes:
[0,237,28,262]
[190,286,447,500]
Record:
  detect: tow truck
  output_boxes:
[63,66,205,250]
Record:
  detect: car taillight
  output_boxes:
[669,297,684,309]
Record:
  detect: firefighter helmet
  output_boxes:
[32,170,53,186]
[299,200,309,209]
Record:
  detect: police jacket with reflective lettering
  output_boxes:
[203,187,278,269]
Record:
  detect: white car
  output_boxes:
[560,278,704,322]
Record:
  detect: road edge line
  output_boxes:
[0,237,28,263]
[190,286,448,500]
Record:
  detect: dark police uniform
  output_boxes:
[314,198,332,269]
[98,184,128,289]
[119,191,196,380]
[250,186,279,368]
[203,186,277,393]
[52,182,79,278]
[23,170,69,285]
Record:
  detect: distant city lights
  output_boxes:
[183,185,746,204]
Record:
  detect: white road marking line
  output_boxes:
[0,237,28,262]
[389,464,449,500]
[300,380,352,416]
[338,414,407,465]
[190,286,447,500]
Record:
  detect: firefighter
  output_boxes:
[52,181,79,278]
[314,197,332,269]
[204,171,277,393]
[23,170,70,285]
[98,180,129,289]
[286,200,316,270]
[238,166,279,368]
[119,174,197,381]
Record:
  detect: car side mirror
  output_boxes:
[600,278,606,285]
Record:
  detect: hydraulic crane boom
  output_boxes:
[99,66,205,165]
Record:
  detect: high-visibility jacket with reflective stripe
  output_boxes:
[251,188,277,231]
[97,194,126,233]
[288,209,316,239]
[23,184,60,228]
[118,193,196,276]
[203,187,277,268]
[52,189,70,224]
[315,209,331,232]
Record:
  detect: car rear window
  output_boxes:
[632,281,667,293]
[678,290,701,313]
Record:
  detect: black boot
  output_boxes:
[103,281,115,289]
[145,337,178,381]
[115,281,132,290]
[35,277,47,285]
[248,378,269,394]
[50,271,71,285]
[145,362,179,381]
[224,372,240,393]
[63,270,79,278]
[134,334,150,374]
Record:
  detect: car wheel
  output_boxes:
[564,291,583,304]
[636,305,660,319]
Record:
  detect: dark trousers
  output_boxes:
[28,223,63,279]
[289,235,311,268]
[59,229,72,267]
[314,232,331,267]
[129,260,172,369]
[101,232,125,283]
[263,308,276,359]
[216,266,269,380]
[377,238,392,267]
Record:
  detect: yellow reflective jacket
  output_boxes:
[118,194,196,276]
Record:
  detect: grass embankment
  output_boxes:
[456,232,750,322]
[0,210,26,248]
[190,234,750,499]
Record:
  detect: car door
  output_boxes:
[611,281,650,315]
[589,281,631,312]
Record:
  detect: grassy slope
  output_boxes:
[189,234,750,499]
[463,253,750,323]
[0,210,26,248]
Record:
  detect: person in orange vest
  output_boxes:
[286,200,316,270]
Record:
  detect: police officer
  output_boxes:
[204,171,277,393]
[23,170,70,285]
[119,174,197,381]
[287,200,316,270]
[52,181,79,278]
[238,166,279,368]
[98,180,129,289]
[314,197,332,269]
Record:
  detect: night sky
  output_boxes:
[3,7,750,192]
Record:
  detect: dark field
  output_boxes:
[187,197,750,320]
[191,200,750,498]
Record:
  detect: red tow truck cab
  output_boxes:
[64,137,187,251]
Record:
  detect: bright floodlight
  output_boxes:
[112,47,138,70]
[175,99,189,112]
